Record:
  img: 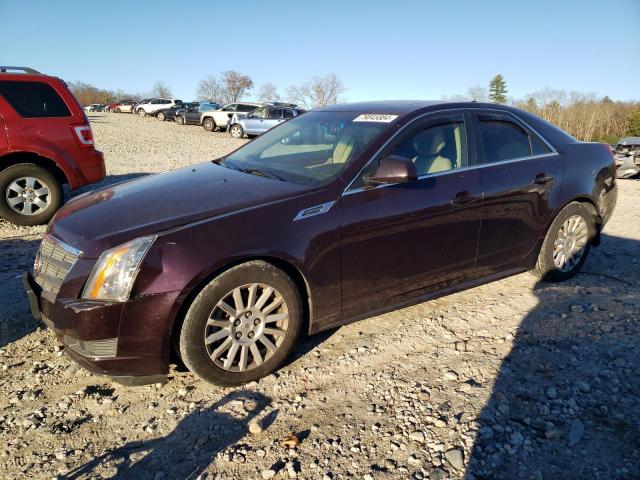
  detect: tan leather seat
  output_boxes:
[412,127,453,174]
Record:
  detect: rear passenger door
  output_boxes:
[470,110,564,273]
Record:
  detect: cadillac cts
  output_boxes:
[23,101,617,386]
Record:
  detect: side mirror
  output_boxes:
[365,155,418,185]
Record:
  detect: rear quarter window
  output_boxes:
[0,80,71,118]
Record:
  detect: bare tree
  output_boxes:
[467,85,488,102]
[152,81,172,98]
[221,70,254,103]
[257,82,280,102]
[196,74,225,104]
[285,73,345,109]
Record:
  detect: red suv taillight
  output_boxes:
[71,124,94,148]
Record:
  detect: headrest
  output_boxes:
[413,127,446,156]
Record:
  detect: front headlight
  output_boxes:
[82,236,156,301]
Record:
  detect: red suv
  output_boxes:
[0,66,105,226]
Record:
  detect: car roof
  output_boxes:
[313,100,527,115]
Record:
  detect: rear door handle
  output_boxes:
[534,173,555,185]
[450,191,482,207]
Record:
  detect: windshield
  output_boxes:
[220,111,390,186]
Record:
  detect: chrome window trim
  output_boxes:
[342,107,559,197]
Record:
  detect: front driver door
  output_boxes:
[339,112,483,321]
[243,106,267,135]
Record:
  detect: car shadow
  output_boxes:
[62,390,274,479]
[0,237,42,347]
[465,233,640,479]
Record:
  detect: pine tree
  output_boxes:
[525,97,537,113]
[489,74,508,104]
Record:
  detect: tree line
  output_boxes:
[69,72,639,142]
[444,74,640,142]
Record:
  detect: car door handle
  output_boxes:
[533,174,555,185]
[450,191,482,207]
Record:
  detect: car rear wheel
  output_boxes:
[157,111,166,121]
[138,109,146,117]
[532,202,595,281]
[115,107,121,113]
[176,115,185,125]
[0,163,63,226]
[203,117,216,132]
[229,124,244,139]
[179,261,303,386]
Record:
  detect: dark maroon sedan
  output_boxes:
[24,101,617,386]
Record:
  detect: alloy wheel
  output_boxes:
[204,283,289,372]
[230,125,242,138]
[5,177,51,216]
[552,215,588,272]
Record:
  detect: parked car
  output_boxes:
[176,102,220,126]
[229,103,304,138]
[0,66,105,225]
[156,101,200,121]
[110,100,137,113]
[201,102,260,132]
[84,104,105,113]
[135,98,182,117]
[23,100,617,387]
[613,137,640,178]
[132,98,152,115]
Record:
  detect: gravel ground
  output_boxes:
[0,113,639,480]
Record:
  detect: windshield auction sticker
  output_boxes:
[353,114,399,123]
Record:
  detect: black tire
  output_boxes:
[203,117,216,132]
[115,107,121,113]
[137,108,146,117]
[532,202,595,281]
[176,115,185,125]
[157,111,166,121]
[179,261,303,386]
[0,163,63,226]
[229,124,244,139]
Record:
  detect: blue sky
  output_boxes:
[1,0,638,102]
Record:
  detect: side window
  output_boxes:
[351,119,467,189]
[0,80,71,117]
[268,108,283,119]
[282,109,295,119]
[223,104,237,112]
[531,133,552,155]
[236,104,254,112]
[251,107,267,118]
[150,99,161,104]
[390,121,467,176]
[478,118,531,163]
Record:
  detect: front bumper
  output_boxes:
[23,271,180,385]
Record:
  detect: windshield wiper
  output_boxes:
[238,167,287,182]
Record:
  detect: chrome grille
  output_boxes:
[34,236,81,296]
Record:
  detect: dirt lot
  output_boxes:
[0,113,638,480]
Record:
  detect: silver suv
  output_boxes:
[201,102,260,132]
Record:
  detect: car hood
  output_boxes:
[49,162,309,257]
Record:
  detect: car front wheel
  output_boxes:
[532,202,595,281]
[203,118,216,132]
[157,111,166,121]
[179,261,303,386]
[229,124,244,138]
[176,115,185,125]
[0,163,63,226]
[138,109,146,117]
